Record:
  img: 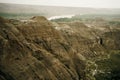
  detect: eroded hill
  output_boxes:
[0,16,120,80]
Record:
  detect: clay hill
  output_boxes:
[0,16,120,80]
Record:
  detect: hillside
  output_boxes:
[0,16,120,80]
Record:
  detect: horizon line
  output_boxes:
[0,2,120,9]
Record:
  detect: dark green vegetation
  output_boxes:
[0,13,45,19]
[95,51,120,80]
[51,14,120,22]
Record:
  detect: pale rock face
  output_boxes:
[48,14,75,20]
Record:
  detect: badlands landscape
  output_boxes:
[0,3,120,80]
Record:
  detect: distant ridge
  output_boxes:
[0,3,120,18]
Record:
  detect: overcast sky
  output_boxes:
[0,0,120,8]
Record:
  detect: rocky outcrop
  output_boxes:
[0,16,119,80]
